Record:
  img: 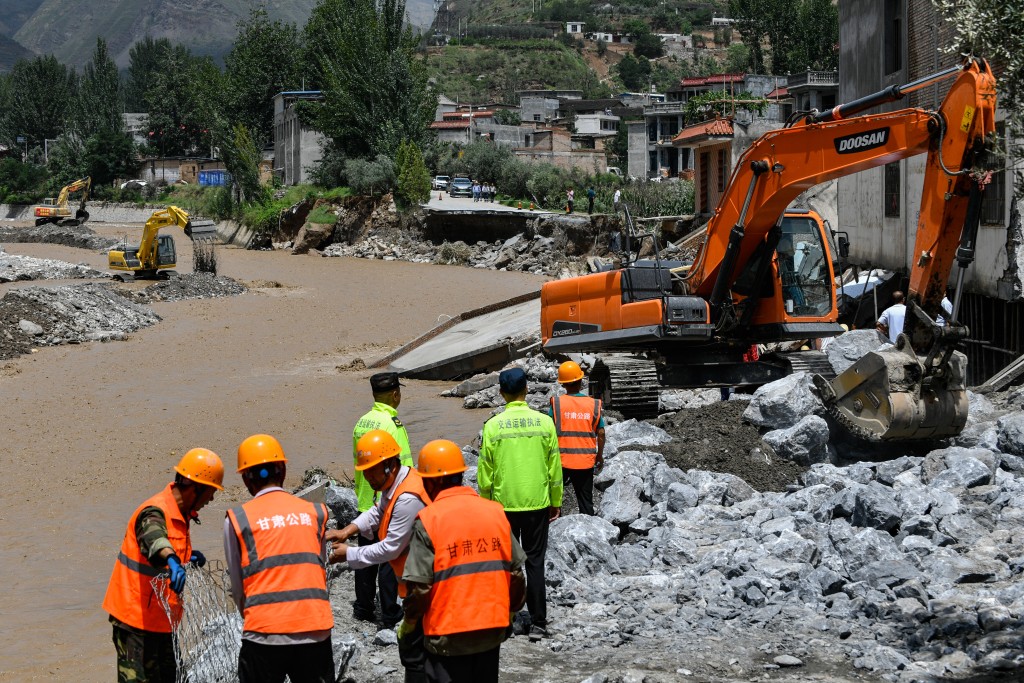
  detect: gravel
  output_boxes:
[0,245,110,282]
[0,223,120,251]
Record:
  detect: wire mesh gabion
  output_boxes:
[152,561,242,683]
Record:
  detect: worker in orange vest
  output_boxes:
[224,434,334,683]
[549,361,605,516]
[402,440,527,683]
[327,429,431,683]
[103,448,225,683]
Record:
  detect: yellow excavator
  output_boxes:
[108,206,217,281]
[34,176,92,226]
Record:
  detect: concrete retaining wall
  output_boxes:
[0,203,256,248]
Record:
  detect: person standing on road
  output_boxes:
[225,435,334,683]
[548,361,604,516]
[613,188,622,213]
[586,186,596,214]
[473,181,481,202]
[402,440,527,683]
[877,291,907,344]
[103,448,224,683]
[478,367,562,641]
[351,372,415,627]
[566,188,574,213]
[328,430,431,683]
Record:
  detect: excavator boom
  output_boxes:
[108,205,218,280]
[540,58,998,442]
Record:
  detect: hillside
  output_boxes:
[0,34,36,72]
[12,0,435,67]
[425,41,610,102]
[0,0,44,36]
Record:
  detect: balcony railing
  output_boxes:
[787,71,839,88]
[643,102,686,114]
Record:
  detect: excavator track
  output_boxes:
[590,356,661,418]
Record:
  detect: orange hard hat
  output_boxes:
[355,430,401,471]
[175,448,225,490]
[417,440,467,478]
[558,360,585,384]
[237,434,288,472]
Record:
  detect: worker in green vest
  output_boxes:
[478,367,562,642]
[351,372,414,627]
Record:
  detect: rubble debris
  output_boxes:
[140,273,247,302]
[742,371,824,430]
[0,246,110,282]
[0,283,160,360]
[0,222,119,251]
[322,230,585,277]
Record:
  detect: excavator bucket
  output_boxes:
[812,336,968,441]
[183,220,217,240]
[75,209,89,224]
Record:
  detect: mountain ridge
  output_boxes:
[9,0,436,68]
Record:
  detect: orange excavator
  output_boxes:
[541,57,998,441]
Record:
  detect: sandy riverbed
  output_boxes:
[0,224,543,681]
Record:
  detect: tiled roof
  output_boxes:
[672,118,734,144]
[766,86,789,99]
[430,121,471,129]
[442,110,495,120]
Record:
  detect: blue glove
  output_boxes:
[166,555,186,594]
[190,550,207,568]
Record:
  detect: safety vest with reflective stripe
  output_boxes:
[102,484,192,633]
[550,394,602,469]
[417,486,513,636]
[226,490,332,634]
[378,468,430,598]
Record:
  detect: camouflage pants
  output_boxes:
[112,624,176,683]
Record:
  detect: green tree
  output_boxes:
[725,43,751,73]
[396,139,431,204]
[2,56,77,149]
[83,129,139,186]
[304,0,436,161]
[124,37,174,112]
[786,0,839,71]
[729,0,798,73]
[219,123,265,203]
[623,19,665,59]
[223,7,304,144]
[617,53,651,91]
[76,38,124,138]
[493,109,522,126]
[344,154,396,195]
[144,46,217,157]
[933,0,1024,200]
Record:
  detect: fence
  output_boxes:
[152,562,242,683]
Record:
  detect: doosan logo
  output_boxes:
[834,128,890,154]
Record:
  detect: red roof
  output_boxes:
[766,86,788,99]
[679,73,745,87]
[430,120,471,129]
[672,118,734,145]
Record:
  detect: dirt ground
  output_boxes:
[0,223,543,681]
[652,400,808,492]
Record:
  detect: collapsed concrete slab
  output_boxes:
[376,292,540,380]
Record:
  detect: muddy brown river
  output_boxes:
[0,226,543,680]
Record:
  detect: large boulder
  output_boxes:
[762,415,831,464]
[742,372,824,429]
[825,329,891,375]
[291,220,336,254]
[546,514,620,585]
[604,419,672,454]
[595,450,665,491]
[997,414,1024,457]
[324,485,359,527]
[599,474,645,525]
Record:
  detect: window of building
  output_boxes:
[982,123,1007,225]
[717,148,727,192]
[533,114,541,122]
[700,151,710,210]
[884,0,903,75]
[884,162,900,217]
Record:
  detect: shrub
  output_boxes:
[345,155,396,196]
